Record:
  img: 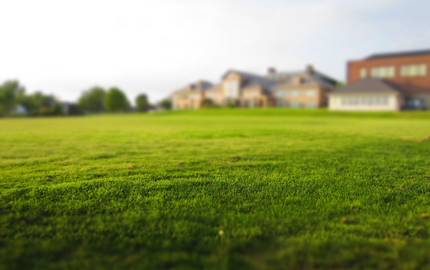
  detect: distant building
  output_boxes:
[171,66,338,110]
[217,69,277,107]
[329,79,404,111]
[271,66,338,108]
[343,49,430,110]
[172,81,214,110]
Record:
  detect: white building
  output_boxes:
[329,79,404,112]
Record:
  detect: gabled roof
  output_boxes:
[366,49,430,60]
[222,70,277,91]
[190,80,214,91]
[269,69,338,89]
[223,67,338,92]
[331,78,401,95]
[171,80,214,97]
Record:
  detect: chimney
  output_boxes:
[306,64,315,75]
[267,67,277,75]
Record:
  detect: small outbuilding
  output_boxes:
[328,79,404,111]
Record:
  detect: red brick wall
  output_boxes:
[347,54,430,91]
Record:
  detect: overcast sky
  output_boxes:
[0,0,429,102]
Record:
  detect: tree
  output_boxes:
[104,87,130,112]
[226,100,237,108]
[201,98,216,108]
[135,93,150,112]
[0,80,26,116]
[19,92,62,116]
[158,98,172,110]
[78,86,106,113]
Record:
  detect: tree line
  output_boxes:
[0,80,172,117]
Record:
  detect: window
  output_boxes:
[360,68,367,79]
[371,66,395,78]
[275,91,289,98]
[291,90,300,97]
[224,81,239,98]
[306,90,317,97]
[400,64,427,77]
[341,96,389,106]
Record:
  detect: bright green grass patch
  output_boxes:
[1,109,430,269]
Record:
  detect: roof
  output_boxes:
[171,80,214,97]
[269,69,338,89]
[331,78,401,95]
[366,49,430,60]
[223,67,338,92]
[191,80,213,91]
[222,70,277,91]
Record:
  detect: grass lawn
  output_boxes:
[1,109,430,269]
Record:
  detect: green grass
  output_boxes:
[1,109,430,269]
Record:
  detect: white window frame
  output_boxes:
[371,66,395,78]
[400,64,428,77]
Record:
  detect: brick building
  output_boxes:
[345,49,430,109]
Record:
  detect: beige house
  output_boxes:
[271,66,337,108]
[171,66,338,109]
[219,70,276,107]
[171,81,213,110]
[329,79,404,111]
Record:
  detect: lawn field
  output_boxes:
[1,109,430,269]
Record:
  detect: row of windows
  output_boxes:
[277,101,318,108]
[360,64,428,79]
[371,67,395,78]
[401,65,427,77]
[341,96,389,106]
[276,90,317,98]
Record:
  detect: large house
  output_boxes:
[172,66,338,109]
[171,81,213,110]
[330,49,430,111]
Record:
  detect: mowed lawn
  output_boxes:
[1,109,430,269]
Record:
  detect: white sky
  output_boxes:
[0,0,428,102]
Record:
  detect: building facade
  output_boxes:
[271,66,337,108]
[172,66,338,110]
[347,49,430,109]
[171,81,213,110]
[329,79,404,112]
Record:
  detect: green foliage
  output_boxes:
[336,81,346,87]
[226,99,238,108]
[201,98,217,108]
[0,80,26,116]
[135,93,150,112]
[18,91,62,116]
[158,98,172,110]
[78,86,106,113]
[1,109,430,269]
[104,87,131,112]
